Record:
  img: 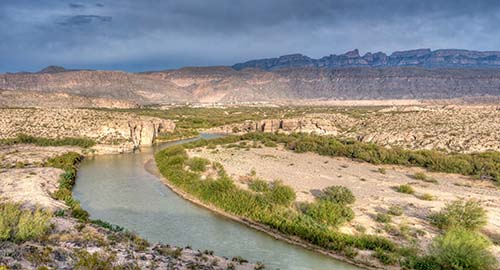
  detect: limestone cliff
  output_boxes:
[0,108,175,151]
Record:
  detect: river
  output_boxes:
[73,134,361,270]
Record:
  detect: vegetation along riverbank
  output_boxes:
[155,132,499,269]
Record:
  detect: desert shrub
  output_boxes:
[265,180,296,206]
[320,186,355,205]
[429,199,487,230]
[375,213,392,223]
[0,134,95,148]
[46,152,89,222]
[430,228,497,270]
[263,140,277,147]
[0,202,51,242]
[378,168,387,174]
[395,184,415,194]
[418,193,435,201]
[373,248,399,265]
[186,132,500,184]
[388,205,404,216]
[75,250,115,270]
[186,157,210,172]
[248,179,269,193]
[91,220,124,232]
[302,200,355,227]
[413,172,438,183]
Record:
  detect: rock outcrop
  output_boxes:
[206,106,500,153]
[0,108,175,151]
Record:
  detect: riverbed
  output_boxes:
[73,134,361,270]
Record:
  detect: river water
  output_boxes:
[73,134,361,270]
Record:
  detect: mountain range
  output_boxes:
[233,49,500,70]
[1,49,500,107]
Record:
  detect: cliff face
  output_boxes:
[232,49,500,70]
[0,108,175,150]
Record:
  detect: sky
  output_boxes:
[1,0,500,73]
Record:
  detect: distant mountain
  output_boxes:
[232,49,500,70]
[2,66,500,106]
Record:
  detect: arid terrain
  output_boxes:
[207,105,500,153]
[0,108,175,154]
[187,144,500,259]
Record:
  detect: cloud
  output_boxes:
[57,15,112,26]
[1,0,500,73]
[69,3,85,9]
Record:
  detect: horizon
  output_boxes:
[5,47,500,74]
[2,0,500,73]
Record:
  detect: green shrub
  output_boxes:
[429,199,487,231]
[0,134,95,148]
[375,213,392,223]
[320,186,355,205]
[431,228,497,270]
[302,200,355,227]
[75,250,115,270]
[0,202,51,242]
[248,179,269,193]
[413,172,438,184]
[418,193,435,201]
[265,180,296,206]
[395,184,415,194]
[378,168,387,174]
[388,205,404,216]
[373,248,398,265]
[186,157,210,172]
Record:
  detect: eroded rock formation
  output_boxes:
[0,108,175,150]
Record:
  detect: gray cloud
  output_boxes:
[69,3,85,9]
[1,0,500,73]
[57,15,112,26]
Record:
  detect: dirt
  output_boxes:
[188,144,500,259]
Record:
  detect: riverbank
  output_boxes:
[144,158,377,269]
[0,143,256,269]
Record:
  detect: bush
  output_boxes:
[413,172,438,184]
[248,179,269,193]
[302,200,355,227]
[395,184,415,194]
[388,205,404,216]
[375,213,392,223]
[0,202,51,242]
[429,199,487,230]
[75,250,115,270]
[373,248,399,265]
[265,180,296,206]
[431,228,497,270]
[321,186,355,205]
[186,157,210,172]
[418,193,435,201]
[0,134,95,148]
[378,168,387,174]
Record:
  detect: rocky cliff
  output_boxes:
[0,108,175,152]
[233,48,500,70]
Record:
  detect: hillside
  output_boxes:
[2,58,500,107]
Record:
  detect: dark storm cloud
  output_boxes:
[2,0,500,73]
[69,3,85,9]
[57,15,112,26]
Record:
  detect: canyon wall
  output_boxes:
[0,108,175,151]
